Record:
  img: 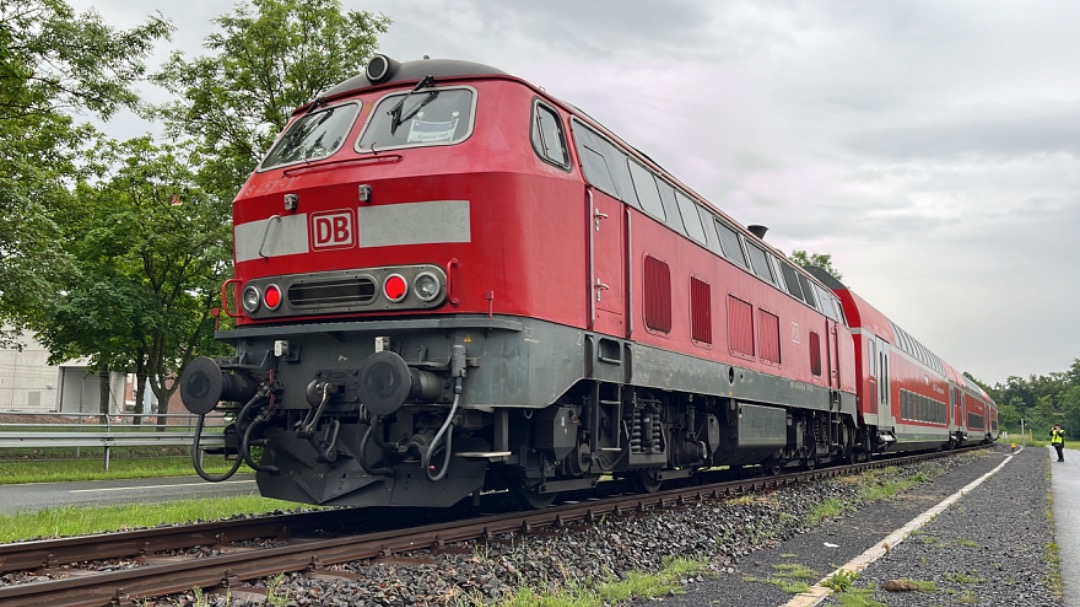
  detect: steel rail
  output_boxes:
[0,446,986,607]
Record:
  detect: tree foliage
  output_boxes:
[984,360,1080,439]
[0,0,170,347]
[152,0,389,198]
[39,137,232,412]
[790,250,843,282]
[0,0,170,120]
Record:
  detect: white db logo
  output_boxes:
[311,211,354,250]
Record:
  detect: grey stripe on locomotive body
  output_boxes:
[221,314,853,416]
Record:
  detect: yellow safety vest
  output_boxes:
[1051,429,1064,445]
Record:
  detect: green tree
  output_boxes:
[152,0,389,199]
[0,0,170,347]
[39,137,232,420]
[790,250,843,282]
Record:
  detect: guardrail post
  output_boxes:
[103,446,111,472]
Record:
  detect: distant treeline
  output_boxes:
[972,359,1080,436]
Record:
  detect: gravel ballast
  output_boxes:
[154,446,1059,607]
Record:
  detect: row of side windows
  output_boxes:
[900,389,946,424]
[888,320,944,375]
[967,412,984,430]
[548,108,847,326]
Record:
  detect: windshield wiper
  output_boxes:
[388,75,437,136]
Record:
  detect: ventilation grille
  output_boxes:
[759,310,780,364]
[728,296,754,356]
[288,276,377,308]
[644,256,672,333]
[690,277,712,344]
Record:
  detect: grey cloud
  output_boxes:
[847,102,1080,160]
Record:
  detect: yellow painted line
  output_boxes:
[781,450,1015,607]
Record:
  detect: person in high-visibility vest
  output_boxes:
[1050,424,1066,462]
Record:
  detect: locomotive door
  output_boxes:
[826,319,840,390]
[587,187,627,337]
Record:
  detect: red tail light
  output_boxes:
[383,274,408,302]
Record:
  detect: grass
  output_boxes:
[833,587,887,607]
[743,562,817,594]
[803,497,853,526]
[0,494,298,543]
[0,453,247,484]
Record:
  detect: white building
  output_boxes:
[0,330,126,414]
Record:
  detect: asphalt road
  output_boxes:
[0,474,259,516]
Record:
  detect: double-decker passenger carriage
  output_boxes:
[180,55,975,510]
[807,270,998,454]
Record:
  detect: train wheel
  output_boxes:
[804,457,817,471]
[765,457,784,476]
[516,486,557,509]
[632,469,663,493]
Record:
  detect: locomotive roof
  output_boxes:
[321,58,508,101]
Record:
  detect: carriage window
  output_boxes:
[813,284,839,321]
[571,122,639,209]
[357,87,475,152]
[779,261,804,301]
[674,191,707,244]
[746,242,776,285]
[628,161,666,221]
[715,220,748,268]
[532,102,569,168]
[798,274,818,308]
[262,102,360,169]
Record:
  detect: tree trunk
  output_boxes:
[154,376,171,432]
[98,366,111,425]
[133,370,147,426]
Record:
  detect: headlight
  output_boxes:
[414,272,442,301]
[241,285,261,314]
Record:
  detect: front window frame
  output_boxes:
[258,100,362,172]
[355,85,478,154]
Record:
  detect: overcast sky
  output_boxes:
[69,0,1080,385]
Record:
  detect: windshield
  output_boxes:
[357,87,475,152]
[261,102,361,170]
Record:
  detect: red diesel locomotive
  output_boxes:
[180,56,994,508]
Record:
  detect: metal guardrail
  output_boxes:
[0,412,227,471]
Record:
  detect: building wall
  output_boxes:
[1,330,125,414]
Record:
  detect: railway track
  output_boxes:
[0,447,983,606]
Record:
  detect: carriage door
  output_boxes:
[951,386,961,431]
[866,337,878,414]
[588,187,627,337]
[877,340,891,426]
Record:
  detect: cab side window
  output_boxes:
[532,102,569,169]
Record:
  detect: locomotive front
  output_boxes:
[178,56,585,508]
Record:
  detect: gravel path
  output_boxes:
[816,445,1060,607]
[153,446,1060,606]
